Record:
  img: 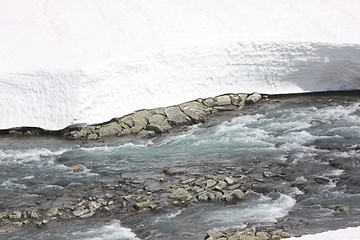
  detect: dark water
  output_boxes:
[1,94,359,239]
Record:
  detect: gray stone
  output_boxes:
[80,211,95,218]
[206,179,217,188]
[9,211,21,219]
[164,106,192,126]
[224,177,234,185]
[138,129,156,138]
[215,95,232,106]
[198,192,209,201]
[121,115,134,127]
[134,201,151,209]
[314,176,331,184]
[179,101,211,123]
[147,114,172,133]
[73,127,92,139]
[205,231,228,240]
[203,98,216,107]
[170,188,192,201]
[0,212,8,220]
[99,122,123,137]
[214,181,227,191]
[246,93,262,104]
[231,189,245,200]
[87,133,98,140]
[73,208,90,217]
[30,211,39,219]
[263,171,276,178]
[47,208,59,217]
[181,178,196,184]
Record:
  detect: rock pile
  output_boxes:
[65,93,263,140]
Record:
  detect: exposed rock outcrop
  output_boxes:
[65,92,265,140]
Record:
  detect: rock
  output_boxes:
[99,122,123,137]
[73,128,92,139]
[181,178,196,184]
[246,93,262,104]
[327,204,349,212]
[12,221,23,227]
[47,207,59,217]
[170,188,192,201]
[263,171,276,178]
[224,177,234,185]
[30,211,39,219]
[0,212,8,220]
[134,201,151,209]
[8,211,21,219]
[179,101,211,123]
[228,189,245,202]
[138,129,156,138]
[214,95,232,106]
[147,114,172,133]
[71,164,83,172]
[73,208,90,217]
[206,179,218,188]
[314,176,331,184]
[89,201,101,211]
[80,211,95,218]
[205,231,228,240]
[87,133,98,140]
[280,232,294,238]
[198,192,209,201]
[214,181,227,191]
[203,98,216,107]
[256,231,270,240]
[164,106,192,126]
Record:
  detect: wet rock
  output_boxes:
[138,129,156,138]
[226,189,245,202]
[327,204,349,212]
[170,188,192,201]
[71,164,83,172]
[246,93,262,104]
[314,176,331,184]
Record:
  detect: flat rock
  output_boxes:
[179,101,211,123]
[170,188,192,201]
[164,106,192,126]
[246,93,262,104]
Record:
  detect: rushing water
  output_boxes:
[1,94,360,239]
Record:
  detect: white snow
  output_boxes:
[289,226,360,240]
[1,0,360,130]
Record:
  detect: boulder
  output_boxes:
[170,188,192,201]
[246,93,262,104]
[179,101,211,123]
[214,95,232,106]
[203,98,216,107]
[138,129,156,138]
[147,114,172,133]
[99,122,123,137]
[164,106,192,126]
[134,201,151,209]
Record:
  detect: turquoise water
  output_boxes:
[1,95,360,239]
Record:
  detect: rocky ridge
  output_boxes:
[64,93,262,140]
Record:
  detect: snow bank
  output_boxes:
[289,226,360,240]
[1,0,360,129]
